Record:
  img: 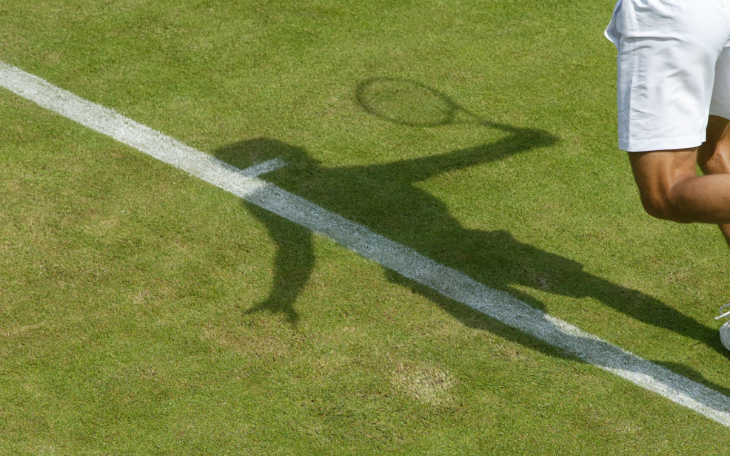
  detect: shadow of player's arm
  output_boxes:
[242,204,315,326]
[376,126,558,182]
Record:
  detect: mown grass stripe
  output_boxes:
[2,60,729,427]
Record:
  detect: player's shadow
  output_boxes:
[213,78,728,394]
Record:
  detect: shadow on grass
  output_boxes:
[213,77,729,396]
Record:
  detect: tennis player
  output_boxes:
[605,0,730,349]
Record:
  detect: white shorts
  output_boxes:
[605,0,730,152]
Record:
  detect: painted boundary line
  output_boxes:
[2,61,730,427]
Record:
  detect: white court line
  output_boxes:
[238,158,287,177]
[2,61,730,427]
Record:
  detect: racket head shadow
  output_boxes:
[356,77,477,127]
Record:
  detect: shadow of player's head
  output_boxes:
[215,137,319,170]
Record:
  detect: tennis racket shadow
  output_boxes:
[357,77,524,132]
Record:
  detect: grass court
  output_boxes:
[2,0,730,454]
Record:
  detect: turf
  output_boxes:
[2,0,730,454]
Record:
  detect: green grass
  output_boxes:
[2,0,730,454]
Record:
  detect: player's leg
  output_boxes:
[697,115,730,245]
[707,115,730,350]
[628,147,730,224]
[699,44,730,244]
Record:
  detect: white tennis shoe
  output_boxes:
[715,304,730,351]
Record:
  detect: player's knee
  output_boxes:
[638,193,691,223]
[639,197,669,220]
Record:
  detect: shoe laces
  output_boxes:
[716,303,730,321]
